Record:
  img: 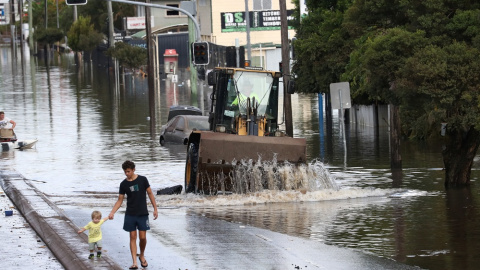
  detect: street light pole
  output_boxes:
[107,0,114,47]
[244,0,251,60]
[145,0,156,136]
[29,0,33,53]
[279,0,293,137]
[56,0,59,28]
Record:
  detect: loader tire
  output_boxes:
[185,142,199,193]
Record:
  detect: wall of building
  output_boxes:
[208,0,296,46]
[149,1,189,29]
[147,0,296,47]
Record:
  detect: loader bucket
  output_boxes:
[185,131,306,194]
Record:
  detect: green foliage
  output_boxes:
[105,42,147,70]
[31,1,134,38]
[0,25,9,36]
[293,0,480,138]
[396,42,480,138]
[292,5,354,93]
[31,0,68,31]
[74,1,134,34]
[344,28,430,104]
[34,27,64,44]
[445,9,480,43]
[67,16,103,53]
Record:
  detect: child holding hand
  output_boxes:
[78,210,109,259]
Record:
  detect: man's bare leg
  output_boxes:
[129,231,138,267]
[139,230,147,266]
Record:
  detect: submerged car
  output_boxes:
[167,105,202,121]
[159,115,209,146]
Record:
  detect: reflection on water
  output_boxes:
[2,48,480,269]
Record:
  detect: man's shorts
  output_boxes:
[123,214,150,232]
[89,240,102,250]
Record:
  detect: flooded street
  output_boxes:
[2,47,480,269]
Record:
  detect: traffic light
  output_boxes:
[192,42,209,65]
[66,0,88,5]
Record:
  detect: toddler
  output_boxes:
[78,210,109,259]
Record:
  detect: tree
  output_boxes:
[105,42,147,71]
[292,0,354,93]
[34,27,64,45]
[30,1,134,44]
[293,0,480,186]
[75,1,134,34]
[396,42,480,187]
[67,16,103,58]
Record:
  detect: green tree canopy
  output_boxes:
[34,27,64,45]
[105,42,147,70]
[31,0,134,39]
[67,16,103,53]
[293,0,480,186]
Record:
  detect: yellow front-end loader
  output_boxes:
[185,67,306,194]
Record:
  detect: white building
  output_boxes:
[133,0,296,69]
[0,0,21,25]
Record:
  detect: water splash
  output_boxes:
[228,158,339,194]
[155,188,398,207]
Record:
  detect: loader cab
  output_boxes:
[208,67,281,136]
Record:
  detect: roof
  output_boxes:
[130,24,189,39]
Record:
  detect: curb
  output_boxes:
[0,170,122,270]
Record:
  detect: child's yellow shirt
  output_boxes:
[84,220,106,243]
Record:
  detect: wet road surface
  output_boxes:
[64,204,419,270]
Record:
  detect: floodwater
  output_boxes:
[1,47,480,270]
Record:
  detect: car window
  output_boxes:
[188,118,210,131]
[175,117,185,131]
[166,118,179,132]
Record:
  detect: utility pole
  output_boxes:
[10,0,15,53]
[73,5,80,64]
[29,0,33,53]
[244,0,251,60]
[107,1,114,47]
[44,0,47,27]
[145,0,156,136]
[56,0,59,28]
[19,0,24,62]
[73,6,77,21]
[279,0,293,136]
[107,0,119,92]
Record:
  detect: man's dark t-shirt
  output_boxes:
[119,175,150,216]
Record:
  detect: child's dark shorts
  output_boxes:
[123,214,150,231]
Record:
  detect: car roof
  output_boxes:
[176,115,208,120]
[167,105,202,121]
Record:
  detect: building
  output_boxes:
[198,0,296,70]
[138,0,295,44]
[131,0,296,70]
[198,0,295,47]
[132,0,189,37]
[0,0,20,25]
